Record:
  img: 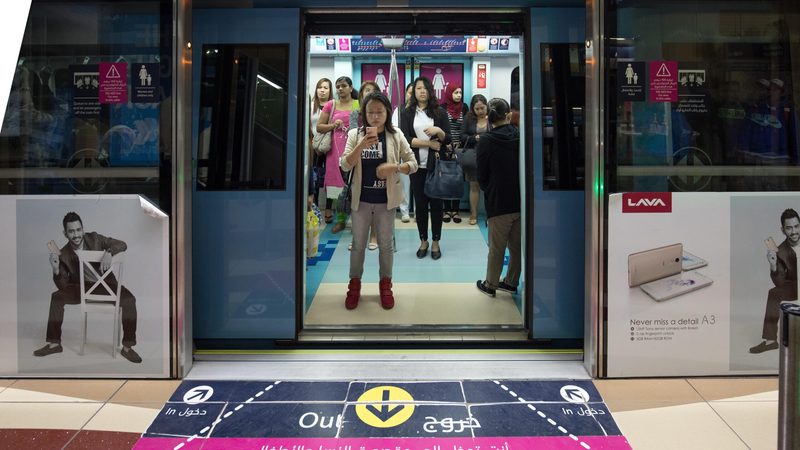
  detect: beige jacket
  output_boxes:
[340,127,418,211]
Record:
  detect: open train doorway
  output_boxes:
[300,10,531,341]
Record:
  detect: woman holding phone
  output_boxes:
[341,92,418,310]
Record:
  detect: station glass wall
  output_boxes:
[1,0,174,210]
[605,0,800,193]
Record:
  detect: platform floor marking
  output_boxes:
[173,381,282,450]
[493,380,591,449]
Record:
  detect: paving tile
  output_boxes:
[0,379,123,402]
[611,401,748,450]
[0,402,101,429]
[110,380,182,404]
[710,401,778,450]
[84,402,164,433]
[0,429,76,449]
[688,377,778,402]
[64,430,140,450]
[594,378,702,411]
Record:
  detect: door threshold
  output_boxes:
[297,329,529,342]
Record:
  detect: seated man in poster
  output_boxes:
[33,211,141,363]
[750,208,800,354]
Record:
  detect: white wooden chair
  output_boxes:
[76,250,125,358]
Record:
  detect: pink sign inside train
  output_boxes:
[99,62,128,104]
[361,63,406,109]
[420,63,464,102]
[649,60,678,102]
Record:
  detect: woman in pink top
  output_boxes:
[317,76,360,216]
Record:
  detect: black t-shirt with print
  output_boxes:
[360,132,388,204]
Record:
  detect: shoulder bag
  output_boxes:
[424,149,464,200]
[335,168,354,217]
[457,144,477,172]
[311,101,335,153]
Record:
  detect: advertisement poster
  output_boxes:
[606,192,797,377]
[419,63,463,102]
[0,195,170,377]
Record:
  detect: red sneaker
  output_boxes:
[379,277,394,309]
[345,278,361,309]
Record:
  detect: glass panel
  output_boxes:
[605,0,800,193]
[0,1,172,208]
[541,43,585,190]
[197,44,289,190]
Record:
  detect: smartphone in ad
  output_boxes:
[47,240,60,255]
[681,251,708,271]
[628,243,683,287]
[640,271,714,302]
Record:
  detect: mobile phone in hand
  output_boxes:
[47,240,60,255]
[366,127,377,138]
[765,237,779,252]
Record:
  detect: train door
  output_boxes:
[301,10,530,339]
[191,9,300,342]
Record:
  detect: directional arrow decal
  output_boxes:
[183,385,214,405]
[365,390,403,422]
[355,385,415,428]
[559,385,590,403]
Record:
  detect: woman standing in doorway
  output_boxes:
[442,84,469,223]
[400,76,452,260]
[310,77,332,214]
[341,92,418,310]
[461,94,490,226]
[358,80,381,250]
[317,76,359,224]
[392,82,415,223]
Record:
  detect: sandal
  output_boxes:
[324,210,333,223]
[442,212,452,223]
[452,213,462,224]
[469,217,477,225]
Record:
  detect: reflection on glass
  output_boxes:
[197,44,289,190]
[0,1,170,206]
[541,43,585,190]
[606,1,800,193]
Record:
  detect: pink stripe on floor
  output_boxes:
[134,435,633,450]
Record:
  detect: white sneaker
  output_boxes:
[401,214,410,223]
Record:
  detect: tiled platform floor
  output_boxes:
[0,375,779,449]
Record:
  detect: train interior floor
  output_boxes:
[305,210,527,331]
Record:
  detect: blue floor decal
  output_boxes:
[135,379,632,450]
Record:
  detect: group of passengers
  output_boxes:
[309,75,521,309]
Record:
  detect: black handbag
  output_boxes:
[335,170,354,216]
[424,151,464,200]
[457,145,477,172]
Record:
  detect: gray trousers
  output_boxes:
[398,173,411,216]
[485,212,521,289]
[350,202,395,279]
